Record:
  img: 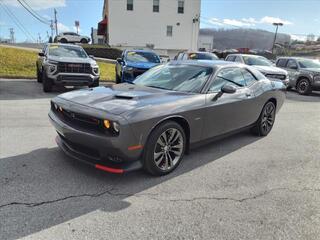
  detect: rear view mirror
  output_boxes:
[221,84,237,94]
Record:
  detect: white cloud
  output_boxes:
[2,0,66,10]
[57,22,70,32]
[260,16,293,25]
[291,35,307,41]
[207,16,293,28]
[223,19,255,27]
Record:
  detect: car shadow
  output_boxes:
[0,79,113,101]
[285,89,320,102]
[0,130,259,240]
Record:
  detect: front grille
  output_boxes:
[51,103,103,133]
[58,62,92,74]
[265,74,286,80]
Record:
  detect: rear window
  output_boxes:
[277,59,288,68]
[188,52,218,60]
[226,55,236,62]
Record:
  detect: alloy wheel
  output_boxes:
[261,102,275,134]
[297,80,309,94]
[153,128,184,171]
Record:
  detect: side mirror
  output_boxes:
[89,55,95,59]
[38,52,45,57]
[221,84,237,94]
[116,58,123,63]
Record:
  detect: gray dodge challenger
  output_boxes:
[49,60,286,176]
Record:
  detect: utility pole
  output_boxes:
[272,22,283,54]
[54,8,58,36]
[50,19,54,39]
[9,28,15,43]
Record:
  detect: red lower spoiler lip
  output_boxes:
[95,164,124,174]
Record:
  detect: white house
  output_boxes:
[99,0,201,58]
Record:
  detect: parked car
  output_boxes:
[276,57,320,95]
[115,49,161,83]
[36,43,100,92]
[55,32,90,44]
[226,54,289,86]
[174,51,219,61]
[49,60,285,176]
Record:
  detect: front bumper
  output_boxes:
[49,110,143,173]
[48,72,99,86]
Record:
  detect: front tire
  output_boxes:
[42,71,53,92]
[80,38,88,44]
[296,78,311,95]
[115,72,121,84]
[251,101,276,136]
[89,79,99,88]
[143,121,186,176]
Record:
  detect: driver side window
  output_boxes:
[286,60,298,69]
[208,67,245,92]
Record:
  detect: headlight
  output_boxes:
[47,60,58,73]
[103,119,120,135]
[314,75,320,82]
[93,67,99,75]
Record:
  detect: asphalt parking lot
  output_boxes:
[0,79,320,240]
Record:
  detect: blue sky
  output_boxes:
[0,0,319,42]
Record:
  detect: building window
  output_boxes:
[127,0,133,11]
[153,0,159,12]
[166,26,173,37]
[178,0,184,14]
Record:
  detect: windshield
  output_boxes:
[298,59,320,68]
[189,52,219,60]
[48,45,88,58]
[134,64,213,93]
[126,51,160,63]
[243,56,272,66]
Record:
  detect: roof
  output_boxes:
[170,60,237,68]
[124,49,157,53]
[227,53,262,57]
[47,43,83,48]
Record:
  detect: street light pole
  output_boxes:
[272,22,283,54]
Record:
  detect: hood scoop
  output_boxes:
[114,94,134,100]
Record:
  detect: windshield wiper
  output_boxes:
[145,85,170,91]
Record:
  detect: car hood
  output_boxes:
[48,56,96,64]
[57,83,194,116]
[126,61,159,69]
[253,65,287,75]
[301,68,320,74]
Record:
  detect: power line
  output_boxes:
[16,0,51,25]
[0,1,36,41]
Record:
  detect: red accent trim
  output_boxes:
[128,145,143,151]
[95,164,124,174]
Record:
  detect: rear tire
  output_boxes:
[42,71,53,92]
[60,38,67,43]
[251,101,276,137]
[296,78,311,95]
[36,67,42,83]
[143,121,186,176]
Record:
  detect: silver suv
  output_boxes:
[226,54,289,86]
[276,57,320,95]
[36,44,100,92]
[55,32,90,44]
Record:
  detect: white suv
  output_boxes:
[55,32,90,44]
